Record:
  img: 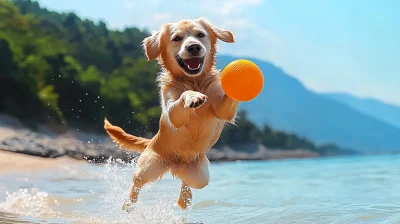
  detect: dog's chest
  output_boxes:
[180,80,218,103]
[181,81,202,92]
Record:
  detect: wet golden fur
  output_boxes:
[104,17,239,210]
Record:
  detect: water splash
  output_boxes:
[0,156,193,223]
[90,157,190,224]
[0,188,61,219]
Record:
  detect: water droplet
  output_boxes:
[86,93,88,96]
[102,106,104,108]
[98,96,100,98]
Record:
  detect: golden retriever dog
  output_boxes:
[104,17,239,211]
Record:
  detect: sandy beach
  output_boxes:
[0,122,73,174]
[0,113,320,172]
[0,121,83,174]
[0,150,82,175]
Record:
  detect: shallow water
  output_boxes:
[0,154,400,224]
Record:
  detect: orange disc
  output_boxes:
[220,59,264,102]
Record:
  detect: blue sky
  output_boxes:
[37,0,400,106]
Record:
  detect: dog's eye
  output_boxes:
[197,33,205,38]
[173,36,182,42]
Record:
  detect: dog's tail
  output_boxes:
[104,118,150,153]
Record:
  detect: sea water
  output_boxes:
[0,154,399,224]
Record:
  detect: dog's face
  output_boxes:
[169,21,210,75]
[142,18,234,77]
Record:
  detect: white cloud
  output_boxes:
[123,0,134,10]
[219,0,262,15]
[151,13,172,25]
[108,0,282,72]
[122,0,268,40]
[113,0,283,71]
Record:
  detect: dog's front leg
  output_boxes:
[208,79,239,122]
[213,94,239,122]
[164,90,208,129]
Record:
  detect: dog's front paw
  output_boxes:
[181,91,208,108]
[122,199,135,213]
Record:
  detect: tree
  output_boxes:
[0,0,347,156]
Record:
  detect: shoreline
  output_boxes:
[0,148,317,176]
[0,113,321,171]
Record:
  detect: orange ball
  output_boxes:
[220,59,264,102]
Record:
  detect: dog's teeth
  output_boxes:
[187,63,201,70]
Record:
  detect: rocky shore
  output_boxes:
[0,113,319,163]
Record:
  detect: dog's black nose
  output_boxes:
[187,44,201,55]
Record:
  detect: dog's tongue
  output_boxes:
[184,58,201,70]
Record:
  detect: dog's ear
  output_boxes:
[142,24,172,60]
[198,17,234,43]
[142,31,161,60]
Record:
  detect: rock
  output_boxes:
[0,113,320,163]
[206,144,319,162]
[0,128,139,163]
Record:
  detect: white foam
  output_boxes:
[92,157,191,224]
[0,156,196,224]
[0,188,61,219]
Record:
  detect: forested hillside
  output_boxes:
[0,0,347,155]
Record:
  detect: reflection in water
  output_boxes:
[0,212,32,224]
[1,154,400,223]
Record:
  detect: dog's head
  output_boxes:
[142,18,234,77]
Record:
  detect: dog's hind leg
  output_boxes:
[177,182,192,209]
[173,153,210,209]
[123,150,169,212]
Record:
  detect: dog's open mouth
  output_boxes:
[176,55,204,75]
